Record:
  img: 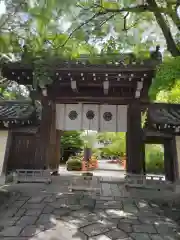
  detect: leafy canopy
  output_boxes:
[149,56,180,101]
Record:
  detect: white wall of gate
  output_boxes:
[56,104,127,132]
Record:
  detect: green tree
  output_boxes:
[64,0,180,56]
[1,0,179,59]
[97,132,126,157]
[60,131,84,162]
[149,56,180,101]
[61,131,83,149]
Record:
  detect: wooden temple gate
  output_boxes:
[0,54,180,183]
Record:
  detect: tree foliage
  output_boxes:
[97,132,126,157]
[0,0,179,100]
[149,56,180,101]
[61,131,83,150]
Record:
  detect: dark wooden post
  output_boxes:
[2,130,13,175]
[48,101,57,172]
[171,137,179,181]
[164,139,175,182]
[141,142,146,174]
[48,110,62,175]
[38,97,53,169]
[126,101,143,174]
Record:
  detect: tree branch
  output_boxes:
[146,0,180,56]
[57,12,102,48]
[98,4,169,14]
[0,2,25,30]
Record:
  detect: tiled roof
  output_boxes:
[0,100,37,127]
[146,103,180,135]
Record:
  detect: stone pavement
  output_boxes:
[0,176,179,239]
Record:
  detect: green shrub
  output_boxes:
[66,157,82,171]
[146,147,164,174]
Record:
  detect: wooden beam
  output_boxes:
[103,81,109,95]
[70,80,78,92]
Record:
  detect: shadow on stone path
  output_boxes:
[0,176,179,240]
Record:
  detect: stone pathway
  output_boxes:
[0,176,179,239]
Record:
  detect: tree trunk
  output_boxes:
[147,0,180,56]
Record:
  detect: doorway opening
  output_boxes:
[145,144,165,177]
[59,131,127,180]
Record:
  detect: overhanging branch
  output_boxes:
[98,4,169,14]
[57,12,103,48]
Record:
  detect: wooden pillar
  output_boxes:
[38,97,53,169]
[48,101,57,171]
[48,108,62,175]
[55,130,61,166]
[126,101,143,174]
[164,139,175,182]
[2,130,13,175]
[141,142,146,174]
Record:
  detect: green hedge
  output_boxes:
[146,147,164,174]
[66,157,82,171]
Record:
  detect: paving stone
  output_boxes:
[123,204,138,214]
[52,207,71,217]
[61,216,93,228]
[13,201,26,207]
[80,196,96,209]
[106,228,128,239]
[0,238,28,240]
[69,205,82,211]
[130,233,151,240]
[71,209,93,218]
[43,195,56,203]
[1,217,19,227]
[22,203,46,209]
[36,221,88,240]
[99,196,114,201]
[96,200,123,210]
[36,214,57,225]
[15,208,26,217]
[117,222,133,233]
[81,223,112,237]
[20,225,44,237]
[42,205,54,214]
[132,224,157,234]
[4,208,19,217]
[150,235,164,240]
[28,196,45,204]
[154,223,177,235]
[135,200,150,207]
[138,210,159,217]
[101,183,112,196]
[105,209,128,219]
[138,216,159,224]
[121,219,140,225]
[16,196,30,201]
[16,216,37,227]
[90,235,111,240]
[25,209,42,216]
[0,226,23,237]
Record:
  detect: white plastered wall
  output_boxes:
[175,136,180,178]
[0,130,8,185]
